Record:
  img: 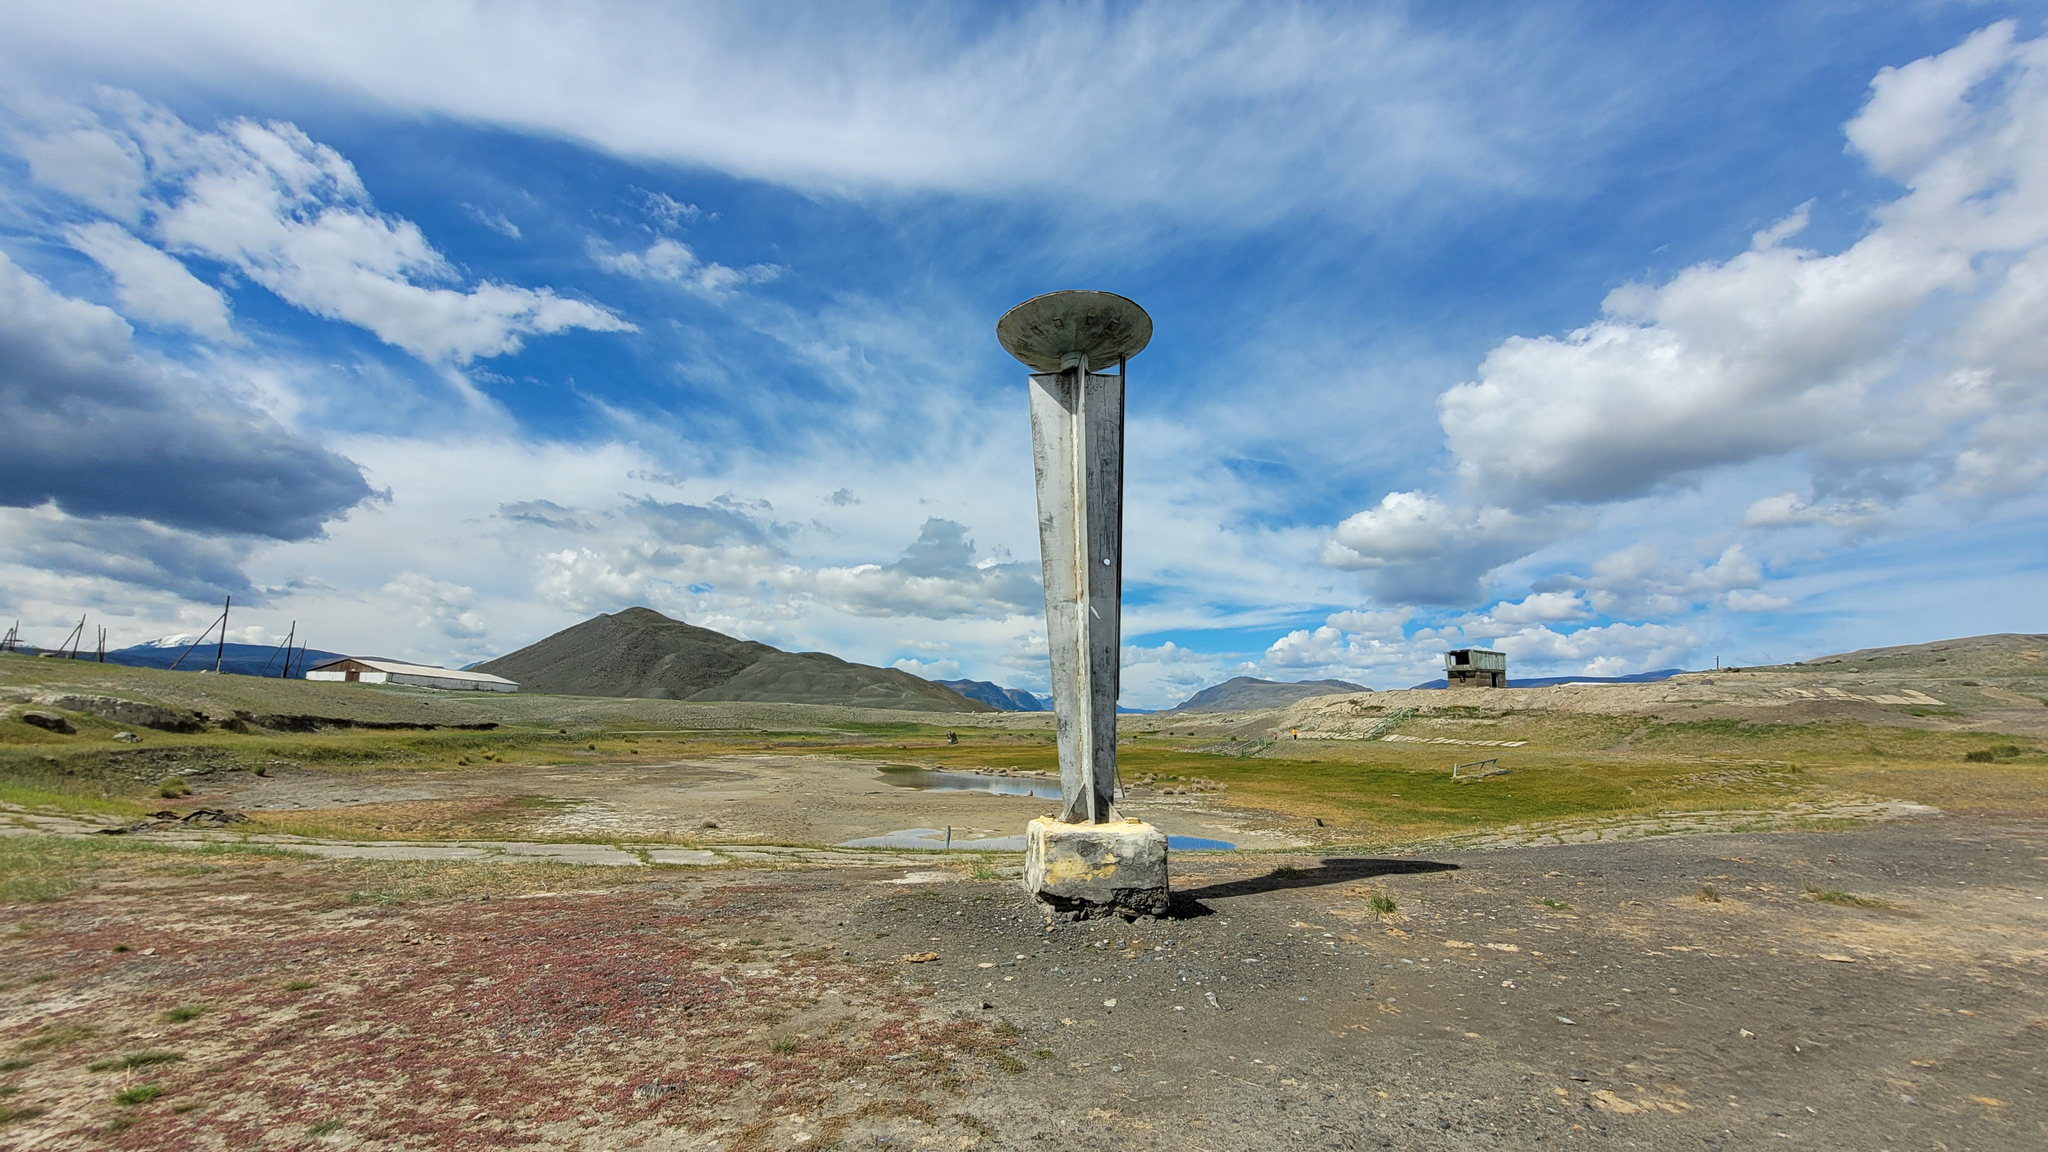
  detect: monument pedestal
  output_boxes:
[1023,816,1169,920]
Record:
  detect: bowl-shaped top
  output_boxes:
[996,290,1151,373]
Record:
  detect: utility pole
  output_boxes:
[214,595,230,673]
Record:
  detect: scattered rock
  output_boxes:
[46,695,204,733]
[632,1081,682,1103]
[100,808,254,835]
[902,952,939,963]
[19,710,74,734]
[113,731,141,742]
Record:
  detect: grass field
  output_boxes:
[4,652,2044,849]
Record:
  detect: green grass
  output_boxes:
[13,1023,94,1053]
[87,1050,182,1072]
[0,835,304,905]
[161,1005,207,1023]
[770,1036,799,1055]
[0,1101,48,1124]
[309,1118,343,1135]
[284,979,318,992]
[1366,892,1399,917]
[113,1084,163,1106]
[1804,886,1891,908]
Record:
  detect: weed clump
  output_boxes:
[1805,886,1890,908]
[1696,884,1721,903]
[1365,891,1399,918]
[161,1005,207,1023]
[157,776,192,798]
[14,1023,94,1053]
[769,1036,799,1055]
[113,1084,163,1106]
[87,1050,182,1072]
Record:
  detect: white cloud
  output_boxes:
[1320,491,1570,605]
[1724,589,1792,613]
[1742,491,1887,534]
[16,95,633,363]
[1543,543,1766,619]
[381,572,488,641]
[1483,590,1589,626]
[462,204,521,239]
[64,220,237,340]
[590,238,779,295]
[1433,22,2048,512]
[0,2,1628,227]
[1490,621,1698,676]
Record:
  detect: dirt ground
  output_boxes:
[188,757,1305,851]
[2,814,2042,1151]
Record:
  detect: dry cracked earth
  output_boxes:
[2,817,2044,1151]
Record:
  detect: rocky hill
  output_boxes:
[936,679,1049,712]
[475,608,991,712]
[1168,676,1369,713]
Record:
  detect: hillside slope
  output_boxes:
[475,608,991,712]
[1170,676,1368,713]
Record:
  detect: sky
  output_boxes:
[2,1,2045,709]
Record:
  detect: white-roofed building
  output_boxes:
[305,657,517,693]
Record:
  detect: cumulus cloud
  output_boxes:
[1320,20,2048,652]
[815,519,1040,620]
[0,249,370,541]
[382,572,488,641]
[1320,491,1570,605]
[0,504,260,602]
[15,94,632,363]
[1489,621,1699,677]
[1538,543,1768,618]
[1435,22,2048,510]
[590,237,778,295]
[64,220,237,340]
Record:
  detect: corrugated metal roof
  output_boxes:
[308,657,516,686]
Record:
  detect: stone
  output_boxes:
[20,710,74,734]
[1023,816,1169,920]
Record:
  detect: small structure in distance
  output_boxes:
[306,657,517,693]
[1444,648,1507,689]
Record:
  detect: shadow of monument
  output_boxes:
[1168,857,1458,916]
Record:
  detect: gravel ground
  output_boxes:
[1,815,2041,1150]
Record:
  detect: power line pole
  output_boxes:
[214,595,230,673]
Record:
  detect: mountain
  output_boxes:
[937,679,1050,712]
[1168,676,1370,713]
[1406,668,1689,689]
[92,640,348,678]
[474,607,993,712]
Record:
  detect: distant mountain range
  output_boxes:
[937,679,1050,711]
[474,607,991,712]
[18,638,350,678]
[1406,668,1689,689]
[1168,676,1369,713]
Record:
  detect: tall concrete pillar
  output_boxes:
[997,291,1168,919]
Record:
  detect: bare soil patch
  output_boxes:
[2,816,2042,1150]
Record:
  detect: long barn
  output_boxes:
[305,657,518,693]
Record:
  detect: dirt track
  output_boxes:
[3,815,2042,1150]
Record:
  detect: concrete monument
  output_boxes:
[997,290,1169,919]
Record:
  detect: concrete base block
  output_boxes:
[1023,816,1169,920]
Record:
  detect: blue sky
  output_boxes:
[2,1,2044,708]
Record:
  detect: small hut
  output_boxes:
[1443,648,1507,689]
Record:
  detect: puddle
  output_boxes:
[837,827,1236,852]
[878,768,1064,800]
